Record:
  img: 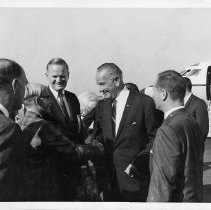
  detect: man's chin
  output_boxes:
[54,86,65,91]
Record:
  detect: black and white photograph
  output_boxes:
[0,0,211,209]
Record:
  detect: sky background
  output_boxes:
[0,8,211,95]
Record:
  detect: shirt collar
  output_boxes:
[0,103,9,118]
[164,106,184,119]
[115,85,129,102]
[184,92,192,105]
[49,85,65,99]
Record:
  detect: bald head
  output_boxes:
[0,58,28,113]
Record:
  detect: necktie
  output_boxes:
[112,99,117,138]
[57,92,72,123]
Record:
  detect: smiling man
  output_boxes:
[45,58,87,200]
[92,63,158,201]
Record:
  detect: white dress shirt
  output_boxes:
[0,103,9,118]
[114,86,130,135]
[49,85,71,117]
[164,106,184,119]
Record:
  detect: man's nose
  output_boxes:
[98,86,104,93]
[56,77,62,83]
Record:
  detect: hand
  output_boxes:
[76,143,105,161]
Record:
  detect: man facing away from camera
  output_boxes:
[0,58,28,201]
[92,63,158,201]
[184,77,209,147]
[147,70,203,202]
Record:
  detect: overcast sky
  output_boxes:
[0,8,211,94]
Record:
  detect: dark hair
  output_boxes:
[46,58,69,71]
[97,63,122,78]
[125,82,139,92]
[0,58,23,88]
[155,70,186,102]
[183,77,192,92]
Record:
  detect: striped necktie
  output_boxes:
[112,99,117,138]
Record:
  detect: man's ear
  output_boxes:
[11,79,19,94]
[45,71,48,77]
[114,76,120,87]
[161,89,168,101]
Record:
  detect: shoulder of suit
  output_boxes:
[134,91,155,103]
[64,90,79,100]
[164,109,199,131]
[0,115,21,132]
[192,94,207,105]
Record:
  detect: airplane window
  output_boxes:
[189,69,201,76]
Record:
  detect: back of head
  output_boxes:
[0,58,23,89]
[183,77,192,92]
[78,91,99,117]
[155,70,186,102]
[24,83,50,111]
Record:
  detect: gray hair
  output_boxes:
[78,91,100,117]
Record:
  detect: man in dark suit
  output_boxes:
[0,58,28,201]
[184,77,209,143]
[92,63,158,201]
[45,58,93,200]
[147,70,203,202]
[19,83,103,201]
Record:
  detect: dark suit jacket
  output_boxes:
[0,111,28,201]
[147,109,203,202]
[185,94,209,141]
[19,111,81,201]
[48,87,87,143]
[92,90,158,193]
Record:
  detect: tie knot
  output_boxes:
[58,91,64,98]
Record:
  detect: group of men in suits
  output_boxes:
[0,57,207,202]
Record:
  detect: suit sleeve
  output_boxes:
[147,126,182,202]
[0,122,28,200]
[195,100,209,141]
[38,122,78,160]
[133,96,158,163]
[143,97,158,152]
[92,101,103,143]
[74,95,88,142]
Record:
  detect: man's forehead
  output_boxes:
[96,70,110,81]
[48,64,68,73]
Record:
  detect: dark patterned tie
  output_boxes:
[57,92,72,123]
[112,99,117,138]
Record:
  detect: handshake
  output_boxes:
[76,140,105,161]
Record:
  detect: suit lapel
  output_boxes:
[64,91,74,117]
[115,90,135,141]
